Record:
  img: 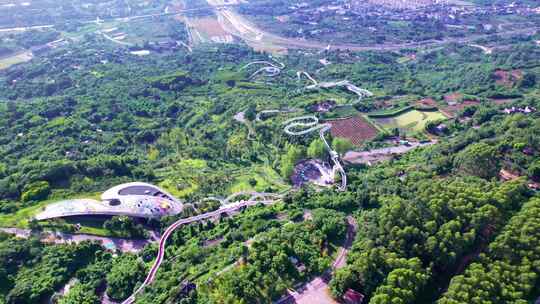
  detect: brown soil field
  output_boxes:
[328,116,379,146]
[416,97,438,108]
[493,69,523,87]
[443,92,463,103]
[190,17,228,37]
[442,100,480,117]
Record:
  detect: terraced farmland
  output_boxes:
[328,115,379,146]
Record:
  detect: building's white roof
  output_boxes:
[101,182,181,203]
[35,183,183,220]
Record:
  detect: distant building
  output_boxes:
[502,106,536,114]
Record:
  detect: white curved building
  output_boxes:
[35,182,183,220]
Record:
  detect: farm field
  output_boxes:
[373,109,447,133]
[0,51,32,70]
[328,115,379,146]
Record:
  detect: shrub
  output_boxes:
[21,181,50,202]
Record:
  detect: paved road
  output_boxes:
[275,216,358,304]
[297,71,318,85]
[306,80,373,101]
[210,4,539,52]
[99,31,133,46]
[0,227,150,253]
[122,193,282,304]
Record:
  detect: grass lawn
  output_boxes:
[373,109,447,133]
[40,216,113,236]
[158,158,209,198]
[74,223,110,236]
[323,105,359,119]
[229,165,290,194]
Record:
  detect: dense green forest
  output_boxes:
[1,15,540,304]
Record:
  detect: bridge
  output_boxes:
[121,192,282,304]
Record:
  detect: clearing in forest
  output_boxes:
[328,115,379,146]
[373,109,447,133]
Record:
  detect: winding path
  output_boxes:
[241,60,285,80]
[297,71,318,86]
[122,192,282,304]
[306,80,373,102]
[233,111,256,140]
[99,31,134,46]
[296,72,373,105]
[282,116,347,191]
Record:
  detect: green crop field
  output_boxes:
[373,109,447,133]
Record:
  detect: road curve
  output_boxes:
[319,124,347,192]
[214,7,539,52]
[274,216,357,304]
[255,108,299,122]
[283,117,347,191]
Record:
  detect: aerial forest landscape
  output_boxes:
[1,0,540,303]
